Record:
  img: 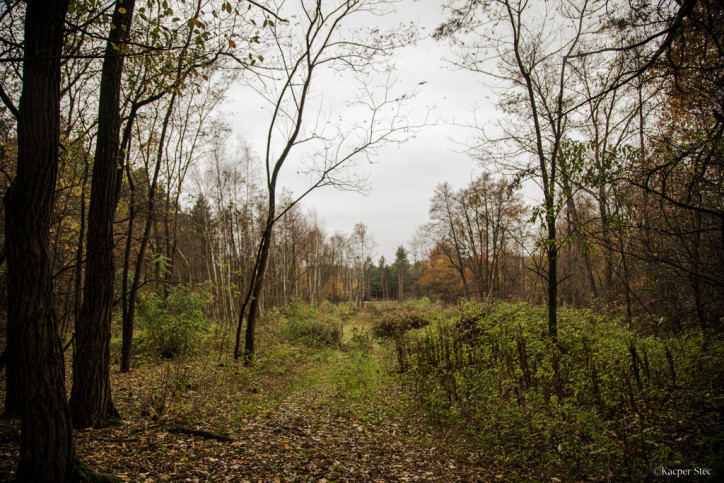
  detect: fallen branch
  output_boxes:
[167,427,234,442]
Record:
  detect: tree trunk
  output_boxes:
[72,159,89,333]
[547,207,558,340]
[118,94,162,372]
[240,219,274,363]
[70,0,136,427]
[4,0,75,478]
[398,271,404,301]
[118,0,199,369]
[121,91,176,371]
[120,177,137,373]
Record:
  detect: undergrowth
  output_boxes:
[369,298,440,337]
[391,299,724,480]
[137,284,210,359]
[269,300,344,348]
[107,297,722,481]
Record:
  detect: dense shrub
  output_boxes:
[138,284,210,359]
[371,298,439,338]
[281,318,342,347]
[270,300,342,348]
[397,299,724,480]
[333,301,358,321]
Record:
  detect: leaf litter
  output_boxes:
[0,319,499,481]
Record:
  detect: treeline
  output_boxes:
[405,0,724,337]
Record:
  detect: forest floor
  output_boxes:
[0,313,501,482]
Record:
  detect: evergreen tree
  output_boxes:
[394,246,410,301]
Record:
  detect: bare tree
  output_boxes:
[351,222,375,304]
[429,182,471,298]
[117,0,253,371]
[233,0,421,362]
[437,0,612,338]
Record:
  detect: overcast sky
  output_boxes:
[224,0,499,261]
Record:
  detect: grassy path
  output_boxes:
[1,314,495,481]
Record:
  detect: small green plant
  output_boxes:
[345,330,374,353]
[139,284,209,359]
[333,301,359,321]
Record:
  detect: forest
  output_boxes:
[0,0,722,481]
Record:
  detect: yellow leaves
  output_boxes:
[118,7,126,14]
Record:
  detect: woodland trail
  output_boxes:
[0,314,496,482]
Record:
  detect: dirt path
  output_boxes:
[1,316,496,481]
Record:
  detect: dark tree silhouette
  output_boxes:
[70,0,137,428]
[3,0,75,479]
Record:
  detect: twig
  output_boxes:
[167,427,234,442]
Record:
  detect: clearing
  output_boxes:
[0,312,498,482]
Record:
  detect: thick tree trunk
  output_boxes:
[4,0,74,478]
[70,0,136,427]
[2,339,21,418]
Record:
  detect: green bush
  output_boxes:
[371,299,439,338]
[397,299,724,480]
[139,284,209,359]
[269,300,342,348]
[333,301,359,321]
[281,317,342,347]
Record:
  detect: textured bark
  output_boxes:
[70,0,136,427]
[4,0,74,479]
[2,344,21,418]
